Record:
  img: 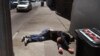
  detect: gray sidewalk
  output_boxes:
[13,5,75,56]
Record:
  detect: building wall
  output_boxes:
[55,0,73,20]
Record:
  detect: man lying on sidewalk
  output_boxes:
[21,29,74,54]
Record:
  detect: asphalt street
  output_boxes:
[11,2,40,36]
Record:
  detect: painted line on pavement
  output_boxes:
[13,32,19,39]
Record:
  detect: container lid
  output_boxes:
[75,28,100,48]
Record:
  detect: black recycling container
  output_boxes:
[75,28,100,56]
[41,1,44,6]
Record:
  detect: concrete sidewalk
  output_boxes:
[13,5,75,56]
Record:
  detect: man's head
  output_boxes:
[57,37,62,43]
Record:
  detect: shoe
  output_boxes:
[22,36,30,42]
[21,36,26,42]
[24,38,29,46]
[58,47,63,54]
